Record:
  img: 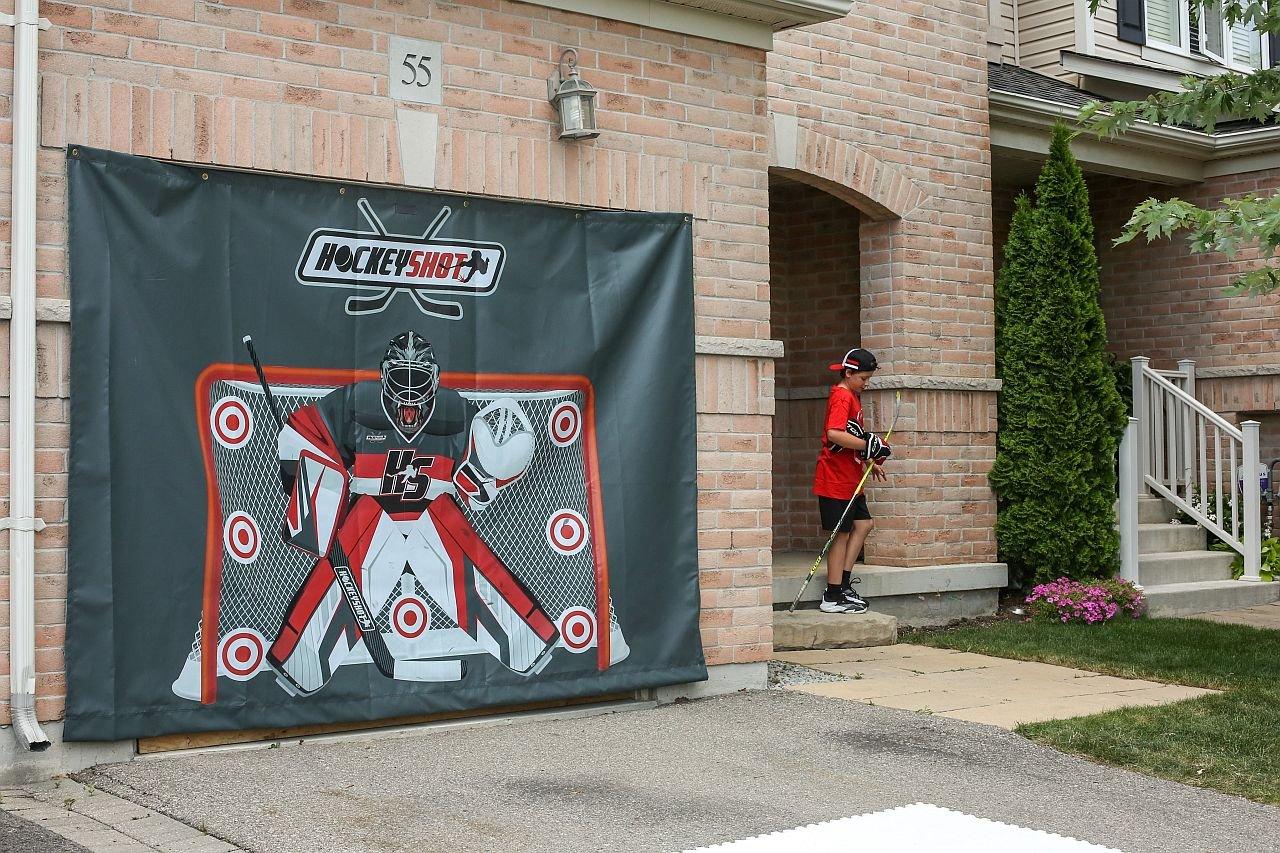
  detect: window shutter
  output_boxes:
[1118,0,1146,44]
[1270,32,1279,67]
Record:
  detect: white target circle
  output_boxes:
[546,509,589,556]
[558,607,596,653]
[211,396,254,449]
[219,629,266,680]
[392,596,429,639]
[548,401,582,448]
[223,511,261,565]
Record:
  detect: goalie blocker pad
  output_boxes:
[283,450,349,557]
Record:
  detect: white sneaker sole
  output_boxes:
[819,601,867,614]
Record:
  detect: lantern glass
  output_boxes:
[561,95,584,135]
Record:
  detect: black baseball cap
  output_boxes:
[828,348,878,373]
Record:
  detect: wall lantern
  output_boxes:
[547,48,599,141]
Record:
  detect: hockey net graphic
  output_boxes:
[174,365,626,704]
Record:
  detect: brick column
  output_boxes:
[858,206,998,567]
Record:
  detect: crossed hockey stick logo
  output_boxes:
[295,198,506,319]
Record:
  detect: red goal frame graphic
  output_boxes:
[193,363,612,704]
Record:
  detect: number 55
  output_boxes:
[401,53,432,87]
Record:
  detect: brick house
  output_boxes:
[987,1,1280,606]
[1,0,1270,779]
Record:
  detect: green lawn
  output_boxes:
[912,617,1280,805]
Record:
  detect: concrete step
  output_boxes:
[1144,580,1280,618]
[771,553,1008,627]
[773,609,897,651]
[772,553,1006,605]
[1139,496,1177,524]
[1138,522,1206,554]
[1118,496,1180,524]
[1138,550,1236,586]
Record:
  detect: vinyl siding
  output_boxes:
[1019,0,1077,77]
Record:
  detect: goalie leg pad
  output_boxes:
[268,558,360,696]
[428,496,558,673]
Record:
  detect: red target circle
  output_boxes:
[223,511,260,564]
[392,597,429,639]
[558,607,596,653]
[219,629,265,679]
[548,401,582,448]
[212,396,254,449]
[546,509,588,556]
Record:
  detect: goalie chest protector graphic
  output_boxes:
[285,380,472,517]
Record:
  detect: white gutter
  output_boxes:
[990,88,1280,161]
[3,0,51,752]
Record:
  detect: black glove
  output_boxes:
[862,432,892,462]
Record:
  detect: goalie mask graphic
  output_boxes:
[173,332,630,703]
[380,331,440,437]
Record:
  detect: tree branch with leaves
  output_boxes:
[1079,0,1280,295]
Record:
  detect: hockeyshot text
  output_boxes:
[296,229,505,295]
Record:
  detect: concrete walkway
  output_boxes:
[1189,600,1280,630]
[0,778,244,852]
[67,690,1278,852]
[776,644,1215,729]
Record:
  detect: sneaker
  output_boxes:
[841,581,867,609]
[820,591,868,614]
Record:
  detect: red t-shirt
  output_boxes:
[813,384,866,500]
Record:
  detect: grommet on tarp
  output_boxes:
[201,173,209,181]
[339,187,347,195]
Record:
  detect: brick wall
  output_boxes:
[768,178,861,553]
[1090,171,1280,371]
[768,1,999,567]
[0,0,777,724]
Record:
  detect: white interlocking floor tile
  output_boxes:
[681,803,1122,852]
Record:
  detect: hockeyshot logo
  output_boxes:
[296,198,505,319]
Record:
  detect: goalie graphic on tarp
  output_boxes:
[173,331,629,702]
[267,331,560,696]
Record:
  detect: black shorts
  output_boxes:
[818,495,871,532]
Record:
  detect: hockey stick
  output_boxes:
[344,200,463,318]
[787,390,902,613]
[241,335,399,681]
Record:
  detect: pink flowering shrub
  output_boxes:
[1025,577,1146,624]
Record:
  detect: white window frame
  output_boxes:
[1144,0,1269,70]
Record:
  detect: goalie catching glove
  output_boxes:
[453,398,536,509]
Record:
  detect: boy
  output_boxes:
[812,348,892,614]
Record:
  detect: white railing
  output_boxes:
[1120,356,1263,583]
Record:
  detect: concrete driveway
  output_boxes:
[72,689,1277,853]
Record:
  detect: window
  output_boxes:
[1145,0,1267,69]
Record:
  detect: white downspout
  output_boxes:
[5,0,50,751]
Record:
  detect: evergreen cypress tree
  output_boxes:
[989,123,1128,587]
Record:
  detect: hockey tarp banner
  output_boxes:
[65,147,705,740]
